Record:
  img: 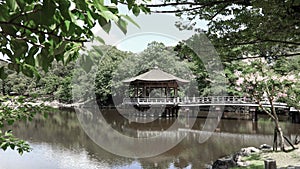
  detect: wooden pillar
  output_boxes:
[135,86,138,97]
[252,110,258,122]
[215,106,222,121]
[250,107,258,122]
[143,86,146,97]
[166,86,168,98]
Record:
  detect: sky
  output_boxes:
[1,5,208,61]
[90,13,208,53]
[87,2,209,53]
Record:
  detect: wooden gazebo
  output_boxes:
[122,66,189,117]
[122,66,189,99]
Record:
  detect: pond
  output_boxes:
[0,108,299,169]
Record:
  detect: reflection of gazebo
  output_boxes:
[122,66,189,98]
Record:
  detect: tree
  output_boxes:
[147,0,300,60]
[273,57,300,110]
[230,58,299,151]
[0,0,149,154]
[0,0,149,76]
[175,34,227,96]
[94,45,133,105]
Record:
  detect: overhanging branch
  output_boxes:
[146,0,243,8]
[229,52,300,61]
[151,6,203,13]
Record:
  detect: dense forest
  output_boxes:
[1,37,299,108]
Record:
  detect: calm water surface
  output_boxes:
[0,109,299,169]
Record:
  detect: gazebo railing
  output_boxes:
[123,96,253,105]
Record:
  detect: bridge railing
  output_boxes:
[182,96,253,104]
[123,96,253,105]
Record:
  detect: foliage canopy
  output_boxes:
[0,0,149,77]
[149,0,300,60]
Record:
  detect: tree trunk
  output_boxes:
[1,80,5,95]
[274,120,285,151]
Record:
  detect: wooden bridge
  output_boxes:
[123,96,288,108]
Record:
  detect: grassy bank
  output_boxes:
[232,144,300,169]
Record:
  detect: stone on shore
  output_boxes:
[240,147,260,156]
[212,155,236,169]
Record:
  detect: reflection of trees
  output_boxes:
[7,109,134,167]
[7,109,300,168]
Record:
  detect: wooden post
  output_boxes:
[215,106,222,121]
[250,107,257,121]
[143,86,146,97]
[251,111,258,121]
[264,159,276,169]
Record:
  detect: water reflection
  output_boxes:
[0,109,299,169]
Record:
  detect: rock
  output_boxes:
[240,147,260,156]
[204,164,212,169]
[212,156,236,169]
[260,144,272,150]
[237,161,250,167]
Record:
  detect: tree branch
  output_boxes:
[216,39,300,48]
[228,52,300,61]
[151,6,203,13]
[146,0,244,8]
[0,58,9,63]
[257,101,276,120]
[262,39,300,46]
[210,4,229,20]
[9,9,41,23]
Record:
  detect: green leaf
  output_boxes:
[41,0,56,25]
[63,46,79,64]
[9,144,15,150]
[116,18,128,34]
[6,0,18,11]
[121,14,140,28]
[127,0,134,9]
[86,10,94,27]
[98,18,111,33]
[0,6,9,21]
[140,5,150,13]
[7,119,15,125]
[95,36,105,44]
[1,142,8,151]
[100,11,119,22]
[25,55,35,67]
[18,148,23,155]
[80,55,94,73]
[132,5,140,16]
[22,64,40,78]
[58,0,71,20]
[43,112,48,118]
[54,41,68,56]
[0,66,8,80]
[64,20,71,31]
[27,46,39,59]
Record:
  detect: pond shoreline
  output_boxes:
[207,144,300,169]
